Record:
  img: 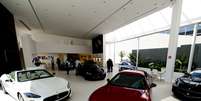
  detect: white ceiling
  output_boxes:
[0,0,172,39]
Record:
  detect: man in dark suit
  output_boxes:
[107,59,113,72]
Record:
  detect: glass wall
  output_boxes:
[114,39,138,63]
[105,0,201,67]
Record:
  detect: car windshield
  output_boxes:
[17,69,53,82]
[121,61,135,66]
[110,73,147,90]
[191,72,201,78]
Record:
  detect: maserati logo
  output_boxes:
[186,93,190,96]
[195,84,200,87]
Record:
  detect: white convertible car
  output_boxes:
[0,67,71,101]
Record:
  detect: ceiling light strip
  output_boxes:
[106,7,165,44]
[19,20,31,31]
[28,0,45,32]
[86,0,133,36]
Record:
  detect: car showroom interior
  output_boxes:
[1,0,201,101]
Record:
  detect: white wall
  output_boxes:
[21,34,36,67]
[15,19,36,67]
[15,19,92,67]
[36,42,91,54]
[32,33,92,54]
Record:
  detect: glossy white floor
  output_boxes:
[0,66,180,101]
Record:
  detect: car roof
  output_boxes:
[120,70,145,76]
[191,70,201,74]
[120,60,130,62]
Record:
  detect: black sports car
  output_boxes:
[76,60,106,81]
[172,70,201,100]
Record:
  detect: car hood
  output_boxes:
[18,77,68,97]
[180,76,201,84]
[90,84,148,101]
[178,77,201,92]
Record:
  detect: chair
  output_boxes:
[157,68,166,80]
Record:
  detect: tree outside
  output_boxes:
[119,51,126,61]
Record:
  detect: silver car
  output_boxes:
[118,61,136,71]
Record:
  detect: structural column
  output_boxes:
[103,34,107,67]
[165,0,182,83]
[136,38,139,68]
[21,34,36,67]
[113,35,116,64]
[187,24,198,73]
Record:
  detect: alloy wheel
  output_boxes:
[1,83,7,94]
[18,94,24,101]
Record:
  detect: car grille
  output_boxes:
[44,91,68,101]
[179,82,191,88]
[191,85,201,92]
[178,83,201,97]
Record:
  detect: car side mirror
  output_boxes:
[52,73,56,75]
[107,78,111,83]
[184,72,191,77]
[5,79,12,82]
[150,83,157,88]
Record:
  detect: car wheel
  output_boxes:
[18,94,24,101]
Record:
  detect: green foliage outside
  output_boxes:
[128,52,198,73]
[128,53,136,64]
[175,55,188,73]
[128,52,166,72]
[119,51,126,61]
[148,62,165,72]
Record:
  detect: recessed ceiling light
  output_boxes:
[72,5,75,7]
[161,2,166,6]
[16,3,20,6]
[68,13,71,16]
[154,3,158,6]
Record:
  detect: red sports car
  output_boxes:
[89,70,156,101]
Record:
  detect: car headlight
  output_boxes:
[24,93,41,98]
[175,78,180,86]
[67,82,70,88]
[86,72,92,75]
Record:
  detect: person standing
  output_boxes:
[33,56,41,67]
[75,59,81,69]
[56,58,61,70]
[107,59,113,72]
[51,57,55,70]
[65,59,70,75]
[75,59,81,75]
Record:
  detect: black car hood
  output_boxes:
[180,76,201,84]
[178,77,201,92]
